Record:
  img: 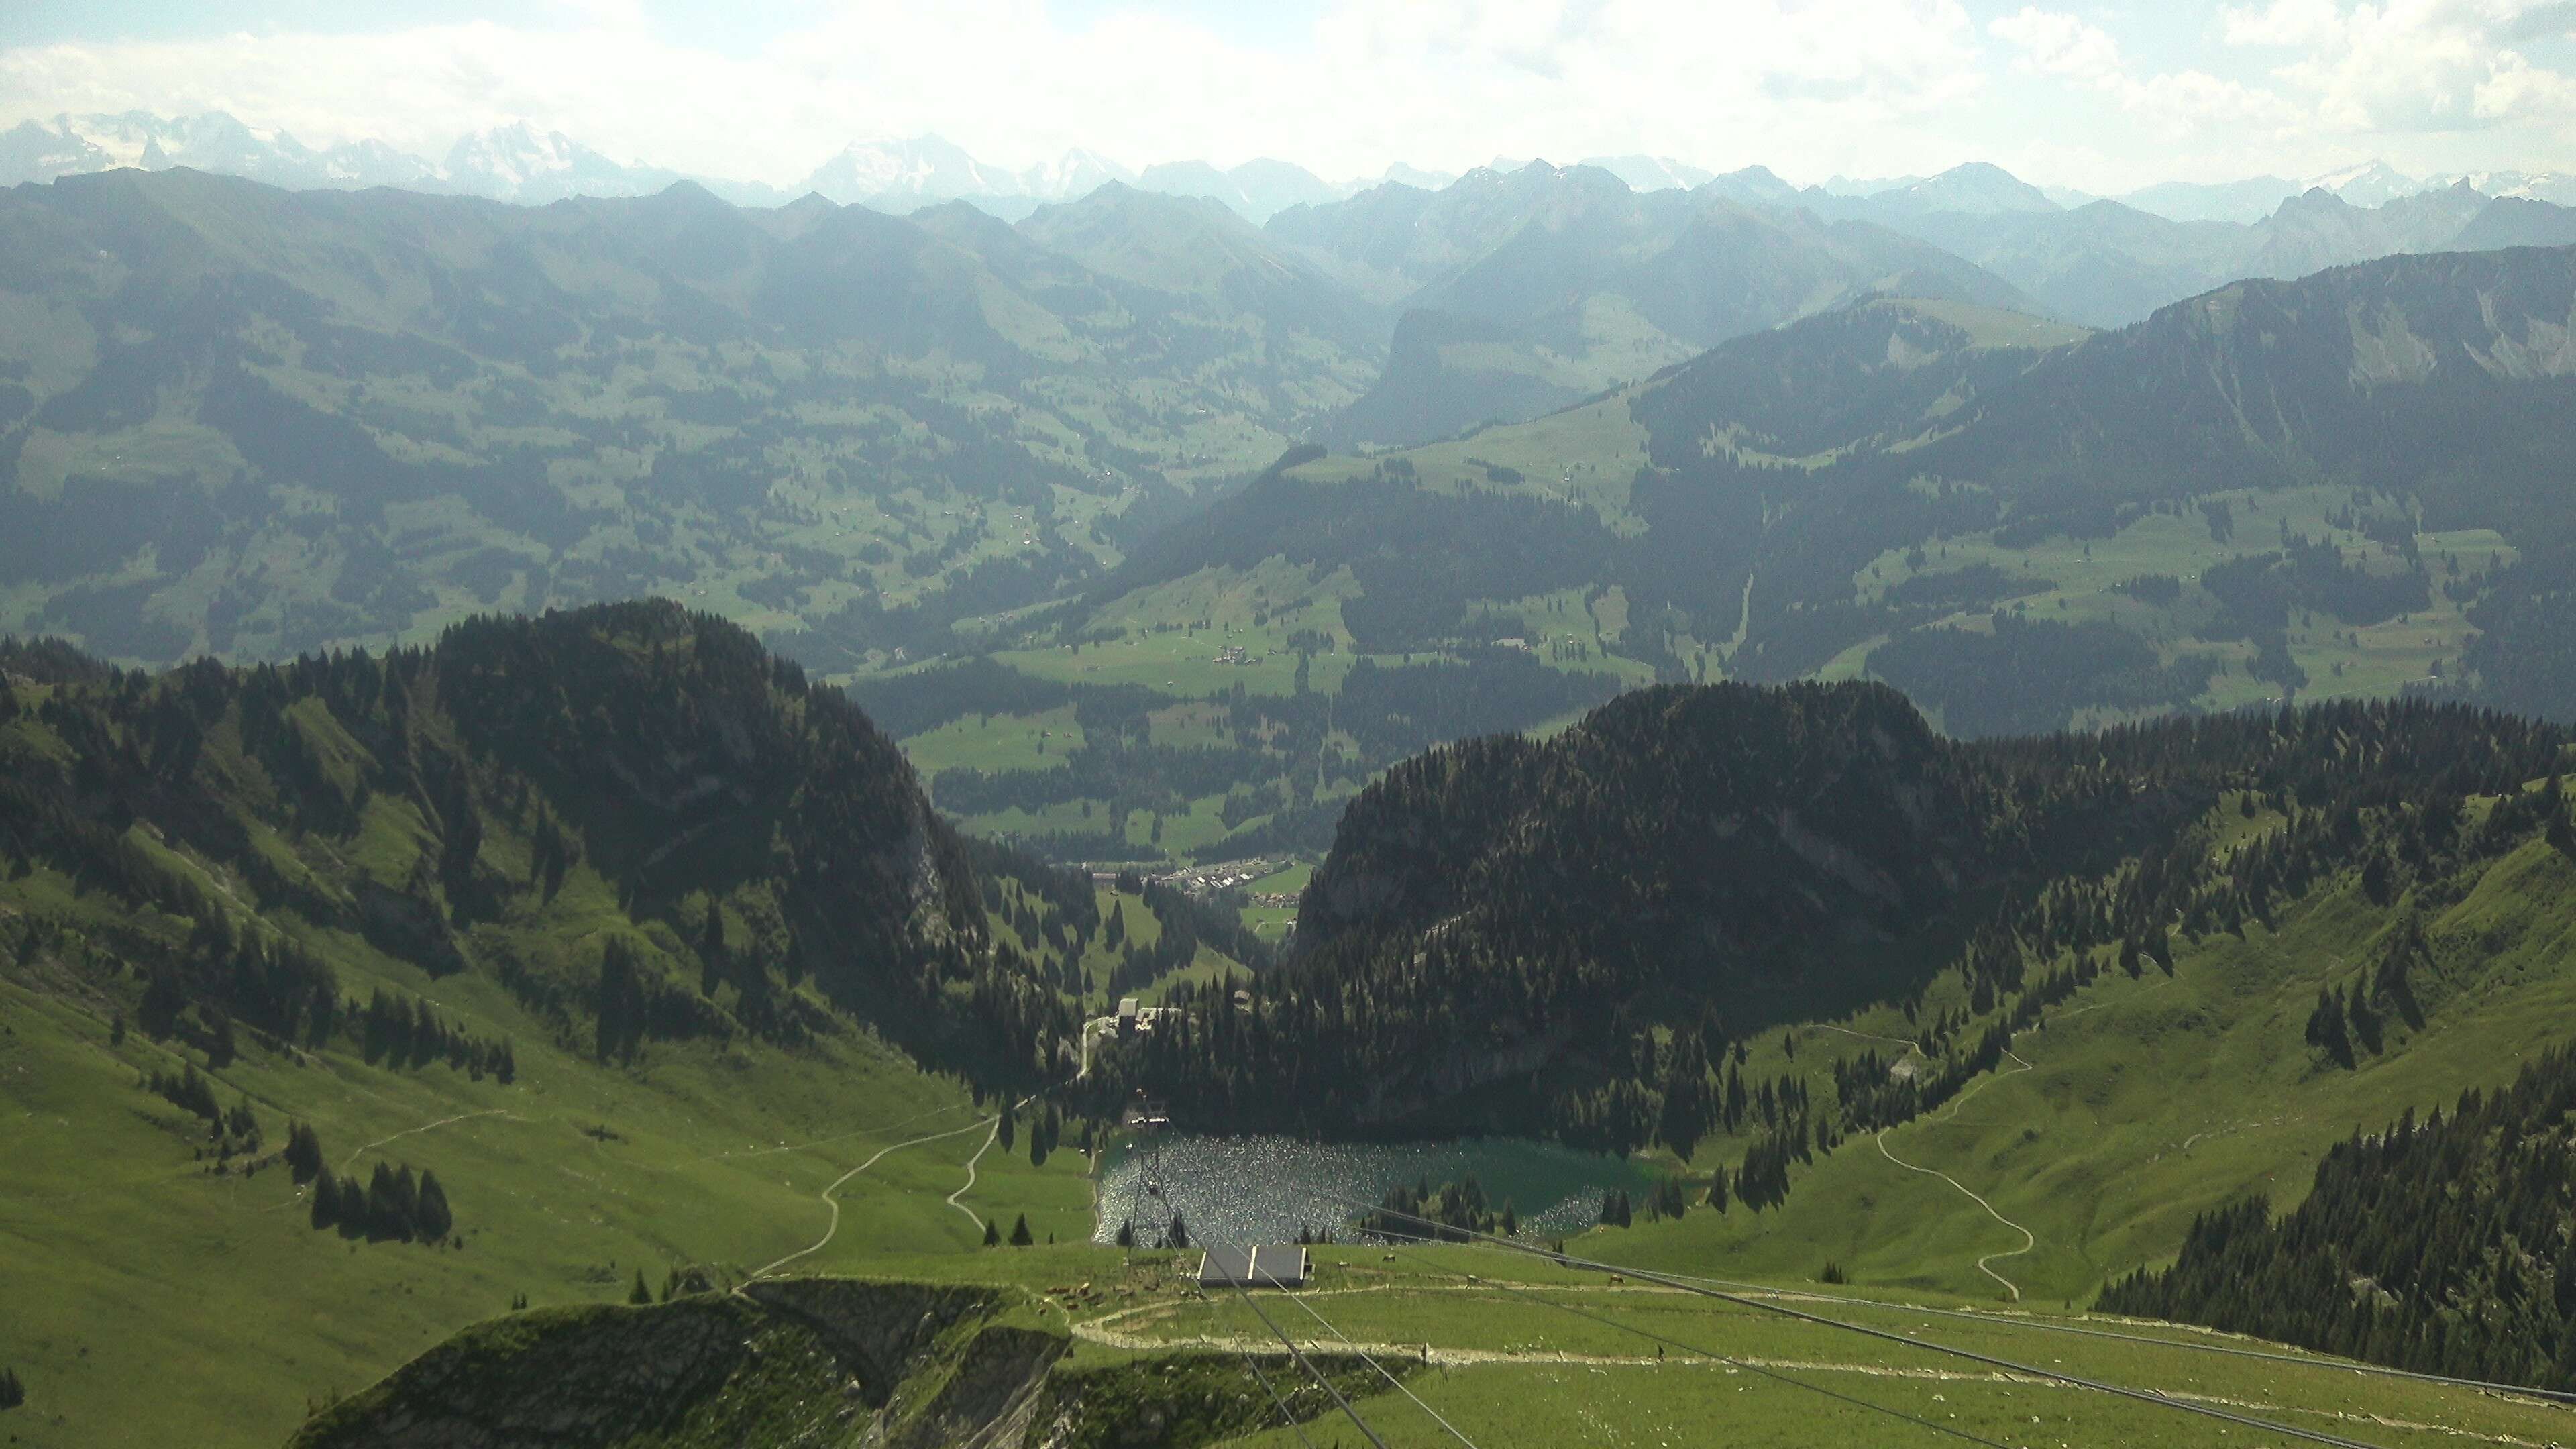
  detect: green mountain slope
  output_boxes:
[0,604,1121,1446]
[2100,1041,2576,1389]
[1034,244,2576,760]
[0,168,1385,673]
[1568,809,2576,1385]
[1082,292,2090,667]
[838,297,2096,869]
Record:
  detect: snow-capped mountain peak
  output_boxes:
[445,122,578,189]
[441,121,673,203]
[2300,160,2420,207]
[1578,154,1717,192]
[802,136,1026,206]
[1026,148,1134,198]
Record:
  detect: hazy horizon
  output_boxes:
[5,0,2575,196]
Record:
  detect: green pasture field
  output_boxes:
[1084,1245,2567,1448]
[902,704,1086,776]
[0,916,1095,1449]
[1289,396,1652,525]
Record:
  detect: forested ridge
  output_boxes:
[0,602,1073,1089]
[1092,682,2572,1174]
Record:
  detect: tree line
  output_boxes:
[2099,1040,2576,1391]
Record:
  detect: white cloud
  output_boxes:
[3,0,2569,193]
[2223,0,2576,131]
[2220,0,2349,48]
[1992,7,2302,136]
[0,0,1996,185]
[1990,7,2124,80]
[2476,48,2576,117]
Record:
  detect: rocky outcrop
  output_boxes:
[287,1280,1061,1449]
[740,1279,1006,1403]
[288,1297,819,1448]
[883,1326,1065,1449]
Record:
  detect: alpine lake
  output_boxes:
[1090,1134,1660,1246]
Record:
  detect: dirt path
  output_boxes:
[1876,1046,2039,1300]
[1071,1315,2546,1444]
[1813,1024,1923,1057]
[1874,1128,2036,1302]
[1929,1046,2033,1126]
[745,1116,997,1281]
[338,1109,523,1173]
[945,1114,1004,1230]
[2049,974,2174,1022]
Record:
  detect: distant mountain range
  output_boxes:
[12,109,2571,229]
[0,112,1447,221]
[1657,160,2576,329]
[1273,159,2043,447]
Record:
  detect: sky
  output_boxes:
[3,0,2575,193]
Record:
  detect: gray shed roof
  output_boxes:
[1197,1245,1309,1289]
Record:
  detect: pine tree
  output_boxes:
[2305,987,2355,1068]
[628,1269,652,1305]
[2361,850,2396,905]
[699,902,727,998]
[389,1165,421,1239]
[284,1121,324,1183]
[1116,1220,1136,1248]
[981,1218,1000,1248]
[368,1162,401,1238]
[0,1366,22,1409]
[2345,979,2383,1055]
[416,1170,454,1241]
[1008,1214,1034,1247]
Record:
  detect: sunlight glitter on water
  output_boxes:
[1091,1134,1656,1246]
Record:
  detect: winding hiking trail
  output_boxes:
[945,1114,1004,1230]
[745,1115,998,1281]
[1876,1047,2038,1301]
